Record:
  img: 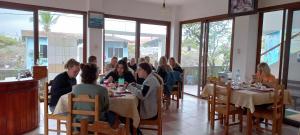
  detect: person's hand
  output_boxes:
[107,76,113,83]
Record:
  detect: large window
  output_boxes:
[0,8,34,80]
[37,10,84,80]
[104,18,136,65]
[140,23,167,65]
[259,10,284,78]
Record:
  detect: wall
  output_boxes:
[103,0,172,21]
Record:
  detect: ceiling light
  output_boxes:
[163,0,166,8]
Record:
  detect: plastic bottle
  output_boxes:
[236,69,241,84]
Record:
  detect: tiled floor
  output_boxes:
[26,95,299,135]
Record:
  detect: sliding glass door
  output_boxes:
[284,9,300,126]
[259,10,285,78]
[180,19,234,97]
[180,22,202,96]
[206,19,233,78]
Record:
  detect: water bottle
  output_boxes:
[235,69,241,85]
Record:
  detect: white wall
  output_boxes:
[178,0,228,21]
[103,0,172,21]
[232,15,258,81]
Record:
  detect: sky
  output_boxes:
[0,8,83,38]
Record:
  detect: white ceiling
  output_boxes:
[135,0,199,5]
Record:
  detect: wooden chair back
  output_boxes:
[67,94,100,135]
[273,84,284,119]
[79,119,125,135]
[212,83,232,114]
[44,81,67,135]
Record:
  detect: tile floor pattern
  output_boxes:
[26,95,299,135]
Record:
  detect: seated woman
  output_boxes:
[49,58,80,112]
[103,60,136,84]
[253,62,277,87]
[128,62,163,120]
[169,57,183,73]
[157,56,173,97]
[72,63,110,123]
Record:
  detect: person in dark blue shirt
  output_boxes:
[103,60,135,84]
[49,58,80,112]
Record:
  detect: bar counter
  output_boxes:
[0,79,39,135]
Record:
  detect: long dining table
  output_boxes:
[201,83,293,135]
[53,88,139,135]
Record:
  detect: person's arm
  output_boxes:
[104,71,115,83]
[126,72,136,83]
[128,83,151,100]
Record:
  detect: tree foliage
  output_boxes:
[181,20,233,76]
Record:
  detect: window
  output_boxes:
[259,10,284,78]
[0,8,34,80]
[140,23,167,65]
[38,10,84,80]
[104,18,136,65]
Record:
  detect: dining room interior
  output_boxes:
[1,0,300,135]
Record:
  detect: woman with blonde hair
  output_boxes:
[169,57,183,73]
[253,62,276,86]
[157,56,173,98]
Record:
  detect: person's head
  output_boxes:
[115,60,129,75]
[137,62,152,79]
[138,57,145,64]
[144,56,151,63]
[111,56,118,66]
[80,63,98,84]
[121,57,128,63]
[64,58,80,78]
[130,58,136,65]
[159,56,168,66]
[257,62,271,76]
[88,56,97,64]
[169,57,177,67]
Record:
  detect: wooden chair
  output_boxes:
[79,119,125,135]
[139,73,163,135]
[44,81,67,135]
[251,84,284,135]
[171,80,183,109]
[206,77,220,121]
[67,94,100,135]
[210,83,243,135]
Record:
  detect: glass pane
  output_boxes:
[38,11,83,80]
[181,22,201,96]
[260,10,284,78]
[285,10,300,123]
[207,19,233,77]
[104,18,136,65]
[0,8,34,80]
[140,23,166,66]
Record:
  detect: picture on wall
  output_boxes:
[88,11,104,29]
[228,0,257,16]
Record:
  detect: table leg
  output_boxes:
[247,109,252,135]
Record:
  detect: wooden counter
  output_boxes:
[0,79,39,135]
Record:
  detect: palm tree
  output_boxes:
[39,11,60,32]
[30,11,60,32]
